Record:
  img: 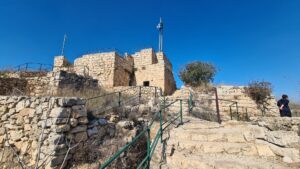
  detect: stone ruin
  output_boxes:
[0,47,299,169]
[54,48,176,95]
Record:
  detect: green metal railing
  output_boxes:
[99,98,185,169]
[86,86,161,114]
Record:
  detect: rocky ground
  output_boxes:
[151,116,300,169]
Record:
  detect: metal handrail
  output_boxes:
[99,99,184,169]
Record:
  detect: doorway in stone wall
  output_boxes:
[143,81,150,86]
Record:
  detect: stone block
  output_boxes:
[55,124,71,133]
[71,125,87,133]
[10,130,24,141]
[50,107,71,118]
[72,105,87,118]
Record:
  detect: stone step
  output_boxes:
[166,140,278,157]
[159,153,293,169]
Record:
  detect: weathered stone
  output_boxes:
[4,124,23,130]
[52,118,69,125]
[55,124,71,133]
[0,105,8,116]
[74,131,88,143]
[72,105,87,118]
[50,154,71,167]
[70,118,78,127]
[0,127,5,135]
[265,131,300,147]
[7,108,16,116]
[16,100,26,112]
[24,124,31,131]
[87,127,98,137]
[117,121,134,130]
[18,108,35,117]
[10,130,24,141]
[58,98,78,107]
[50,107,71,118]
[71,125,87,133]
[48,133,65,144]
[78,117,88,124]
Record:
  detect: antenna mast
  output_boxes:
[61,34,67,56]
[156,17,163,52]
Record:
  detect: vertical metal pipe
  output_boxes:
[180,99,183,125]
[214,87,221,124]
[159,110,163,143]
[118,92,121,107]
[139,86,142,103]
[235,103,239,121]
[146,126,151,169]
[246,108,249,121]
[230,105,232,120]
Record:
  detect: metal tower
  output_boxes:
[157,17,163,52]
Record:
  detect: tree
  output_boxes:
[245,81,272,115]
[179,61,217,86]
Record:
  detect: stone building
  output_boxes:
[54,48,177,95]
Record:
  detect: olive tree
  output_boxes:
[179,61,217,86]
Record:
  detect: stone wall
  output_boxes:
[0,70,99,97]
[113,54,133,86]
[74,52,115,87]
[0,96,89,168]
[133,49,176,95]
[0,78,27,95]
[49,71,99,96]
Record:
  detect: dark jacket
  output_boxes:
[277,99,291,117]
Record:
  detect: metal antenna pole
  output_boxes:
[61,34,67,56]
[156,17,163,52]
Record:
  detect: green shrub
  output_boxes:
[179,61,217,86]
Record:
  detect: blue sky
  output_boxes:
[0,0,299,102]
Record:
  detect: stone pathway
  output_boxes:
[151,116,300,169]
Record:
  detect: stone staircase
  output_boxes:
[151,116,300,169]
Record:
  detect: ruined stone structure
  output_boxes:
[54,48,177,95]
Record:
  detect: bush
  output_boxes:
[179,61,217,86]
[245,81,272,114]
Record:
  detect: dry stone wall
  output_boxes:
[0,96,119,168]
[0,96,90,168]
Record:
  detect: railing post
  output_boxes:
[139,86,142,103]
[159,110,163,143]
[245,108,249,121]
[214,87,221,124]
[235,102,239,121]
[180,99,183,125]
[154,87,157,98]
[230,105,233,120]
[118,92,121,107]
[146,125,151,169]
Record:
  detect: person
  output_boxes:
[277,94,292,117]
